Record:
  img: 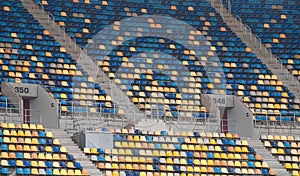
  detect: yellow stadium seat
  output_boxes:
[200,166,207,173]
[285,163,292,169]
[31,168,39,175]
[292,163,299,169]
[74,170,82,175]
[67,170,75,175]
[53,169,60,175]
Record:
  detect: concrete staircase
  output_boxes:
[246,138,291,176]
[46,129,103,176]
[22,0,146,127]
[208,0,300,101]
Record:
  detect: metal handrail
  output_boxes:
[48,12,56,29]
[70,36,77,52]
[236,15,243,29]
[36,1,44,14]
[244,24,252,40]
[80,47,88,60]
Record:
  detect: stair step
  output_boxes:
[44,128,103,176]
[244,137,290,175]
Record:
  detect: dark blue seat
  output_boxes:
[8,160,16,166]
[74,161,82,169]
[46,161,53,168]
[125,171,133,176]
[153,164,160,171]
[60,161,67,168]
[53,146,60,153]
[38,145,45,152]
[96,148,105,155]
[228,167,235,174]
[66,154,75,161]
[173,165,180,172]
[262,168,269,175]
[284,148,291,155]
[23,160,31,167]
[187,151,194,158]
[248,147,256,153]
[177,137,184,143]
[193,132,200,137]
[221,146,228,152]
[222,139,228,145]
[270,141,277,147]
[134,129,141,135]
[46,139,53,145]
[152,157,159,163]
[187,158,194,165]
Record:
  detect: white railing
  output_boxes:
[254,110,299,127]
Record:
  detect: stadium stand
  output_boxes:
[222,0,300,79]
[84,128,276,175]
[261,134,300,175]
[0,0,117,115]
[34,0,300,123]
[0,122,88,175]
[0,0,299,175]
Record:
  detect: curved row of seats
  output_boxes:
[0,122,88,175]
[0,0,117,115]
[222,0,300,79]
[261,134,300,175]
[84,128,275,175]
[36,0,300,122]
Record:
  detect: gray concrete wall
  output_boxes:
[7,82,38,98]
[227,97,253,137]
[85,131,114,149]
[30,85,59,128]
